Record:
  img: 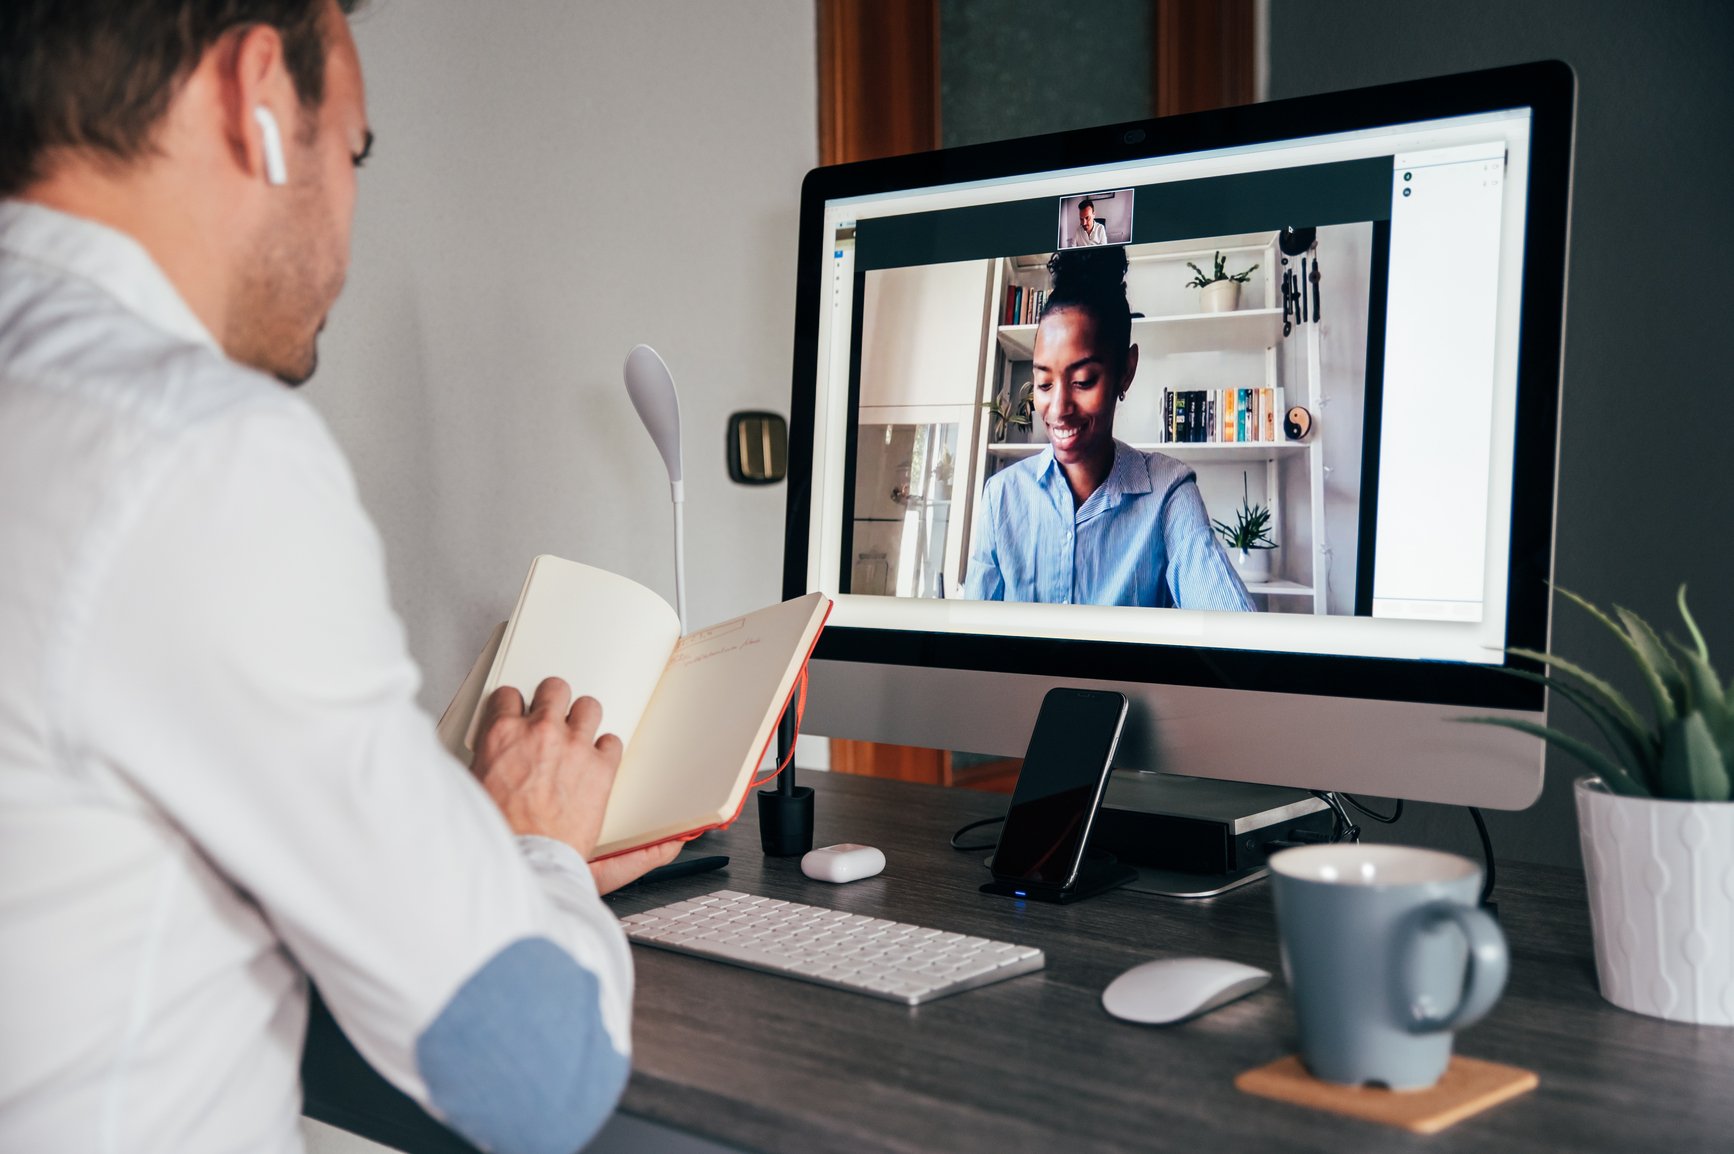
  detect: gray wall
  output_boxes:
[1270,1,1734,868]
[307,0,816,719]
[297,4,814,1145]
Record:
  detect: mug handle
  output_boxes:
[1404,901,1509,1034]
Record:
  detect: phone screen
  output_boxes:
[991,689,1128,888]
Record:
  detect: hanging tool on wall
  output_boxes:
[1277,225,1321,333]
[1310,249,1322,322]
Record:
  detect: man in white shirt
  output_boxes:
[1073,197,1109,247]
[0,2,679,1151]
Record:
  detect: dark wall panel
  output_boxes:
[940,0,1154,148]
[1270,0,1734,868]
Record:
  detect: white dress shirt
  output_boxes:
[0,201,634,1154]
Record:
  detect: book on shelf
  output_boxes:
[437,555,831,859]
[1158,387,1285,444]
[1002,284,1048,326]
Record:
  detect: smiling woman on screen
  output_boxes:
[963,247,1255,612]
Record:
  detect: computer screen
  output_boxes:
[784,63,1573,809]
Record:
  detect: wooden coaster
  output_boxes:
[1235,1054,1538,1135]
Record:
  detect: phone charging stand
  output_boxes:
[980,852,1136,905]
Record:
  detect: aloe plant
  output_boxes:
[1211,471,1276,551]
[1464,586,1732,801]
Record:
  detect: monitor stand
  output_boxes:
[1090,772,1334,899]
[976,854,1269,900]
[1123,864,1269,899]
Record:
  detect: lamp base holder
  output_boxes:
[758,786,814,857]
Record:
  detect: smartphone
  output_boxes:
[991,688,1129,891]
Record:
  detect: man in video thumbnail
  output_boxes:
[964,248,1255,611]
[1073,196,1108,247]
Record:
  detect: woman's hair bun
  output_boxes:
[1038,245,1134,371]
[1046,245,1129,298]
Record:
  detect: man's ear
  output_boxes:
[220,23,297,185]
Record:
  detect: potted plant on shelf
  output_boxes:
[1466,587,1733,1025]
[981,382,1034,442]
[1210,471,1275,585]
[1186,251,1259,313]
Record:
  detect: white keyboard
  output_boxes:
[620,889,1045,1005]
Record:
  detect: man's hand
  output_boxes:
[473,678,676,892]
[589,841,681,896]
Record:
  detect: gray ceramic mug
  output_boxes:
[1269,844,1509,1089]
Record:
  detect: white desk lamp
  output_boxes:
[623,344,687,633]
[623,344,814,855]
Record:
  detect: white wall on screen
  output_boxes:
[858,261,993,410]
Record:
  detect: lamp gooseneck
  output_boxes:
[622,344,687,633]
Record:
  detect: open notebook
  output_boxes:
[438,555,830,858]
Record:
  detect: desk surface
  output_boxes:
[608,772,1734,1154]
[306,772,1734,1153]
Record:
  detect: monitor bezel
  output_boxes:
[783,60,1574,711]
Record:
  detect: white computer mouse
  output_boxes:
[800,843,885,883]
[1101,956,1271,1024]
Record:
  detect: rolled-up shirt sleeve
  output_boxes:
[71,398,630,1154]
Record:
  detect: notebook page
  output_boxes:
[472,555,681,756]
[594,592,828,855]
[436,621,506,764]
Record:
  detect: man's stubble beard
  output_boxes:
[229,183,344,388]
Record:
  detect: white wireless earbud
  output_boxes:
[252,106,288,186]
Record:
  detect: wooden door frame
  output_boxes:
[1155,0,1259,118]
[817,0,941,166]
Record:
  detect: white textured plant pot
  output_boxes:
[1233,547,1271,585]
[1576,776,1734,1025]
[1201,280,1241,313]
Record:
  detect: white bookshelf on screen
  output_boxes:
[969,231,1330,613]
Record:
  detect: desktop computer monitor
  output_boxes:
[782,62,1574,811]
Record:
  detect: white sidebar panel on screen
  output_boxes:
[1373,141,1508,622]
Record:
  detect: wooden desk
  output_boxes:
[306,772,1734,1153]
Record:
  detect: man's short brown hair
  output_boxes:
[0,0,362,198]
